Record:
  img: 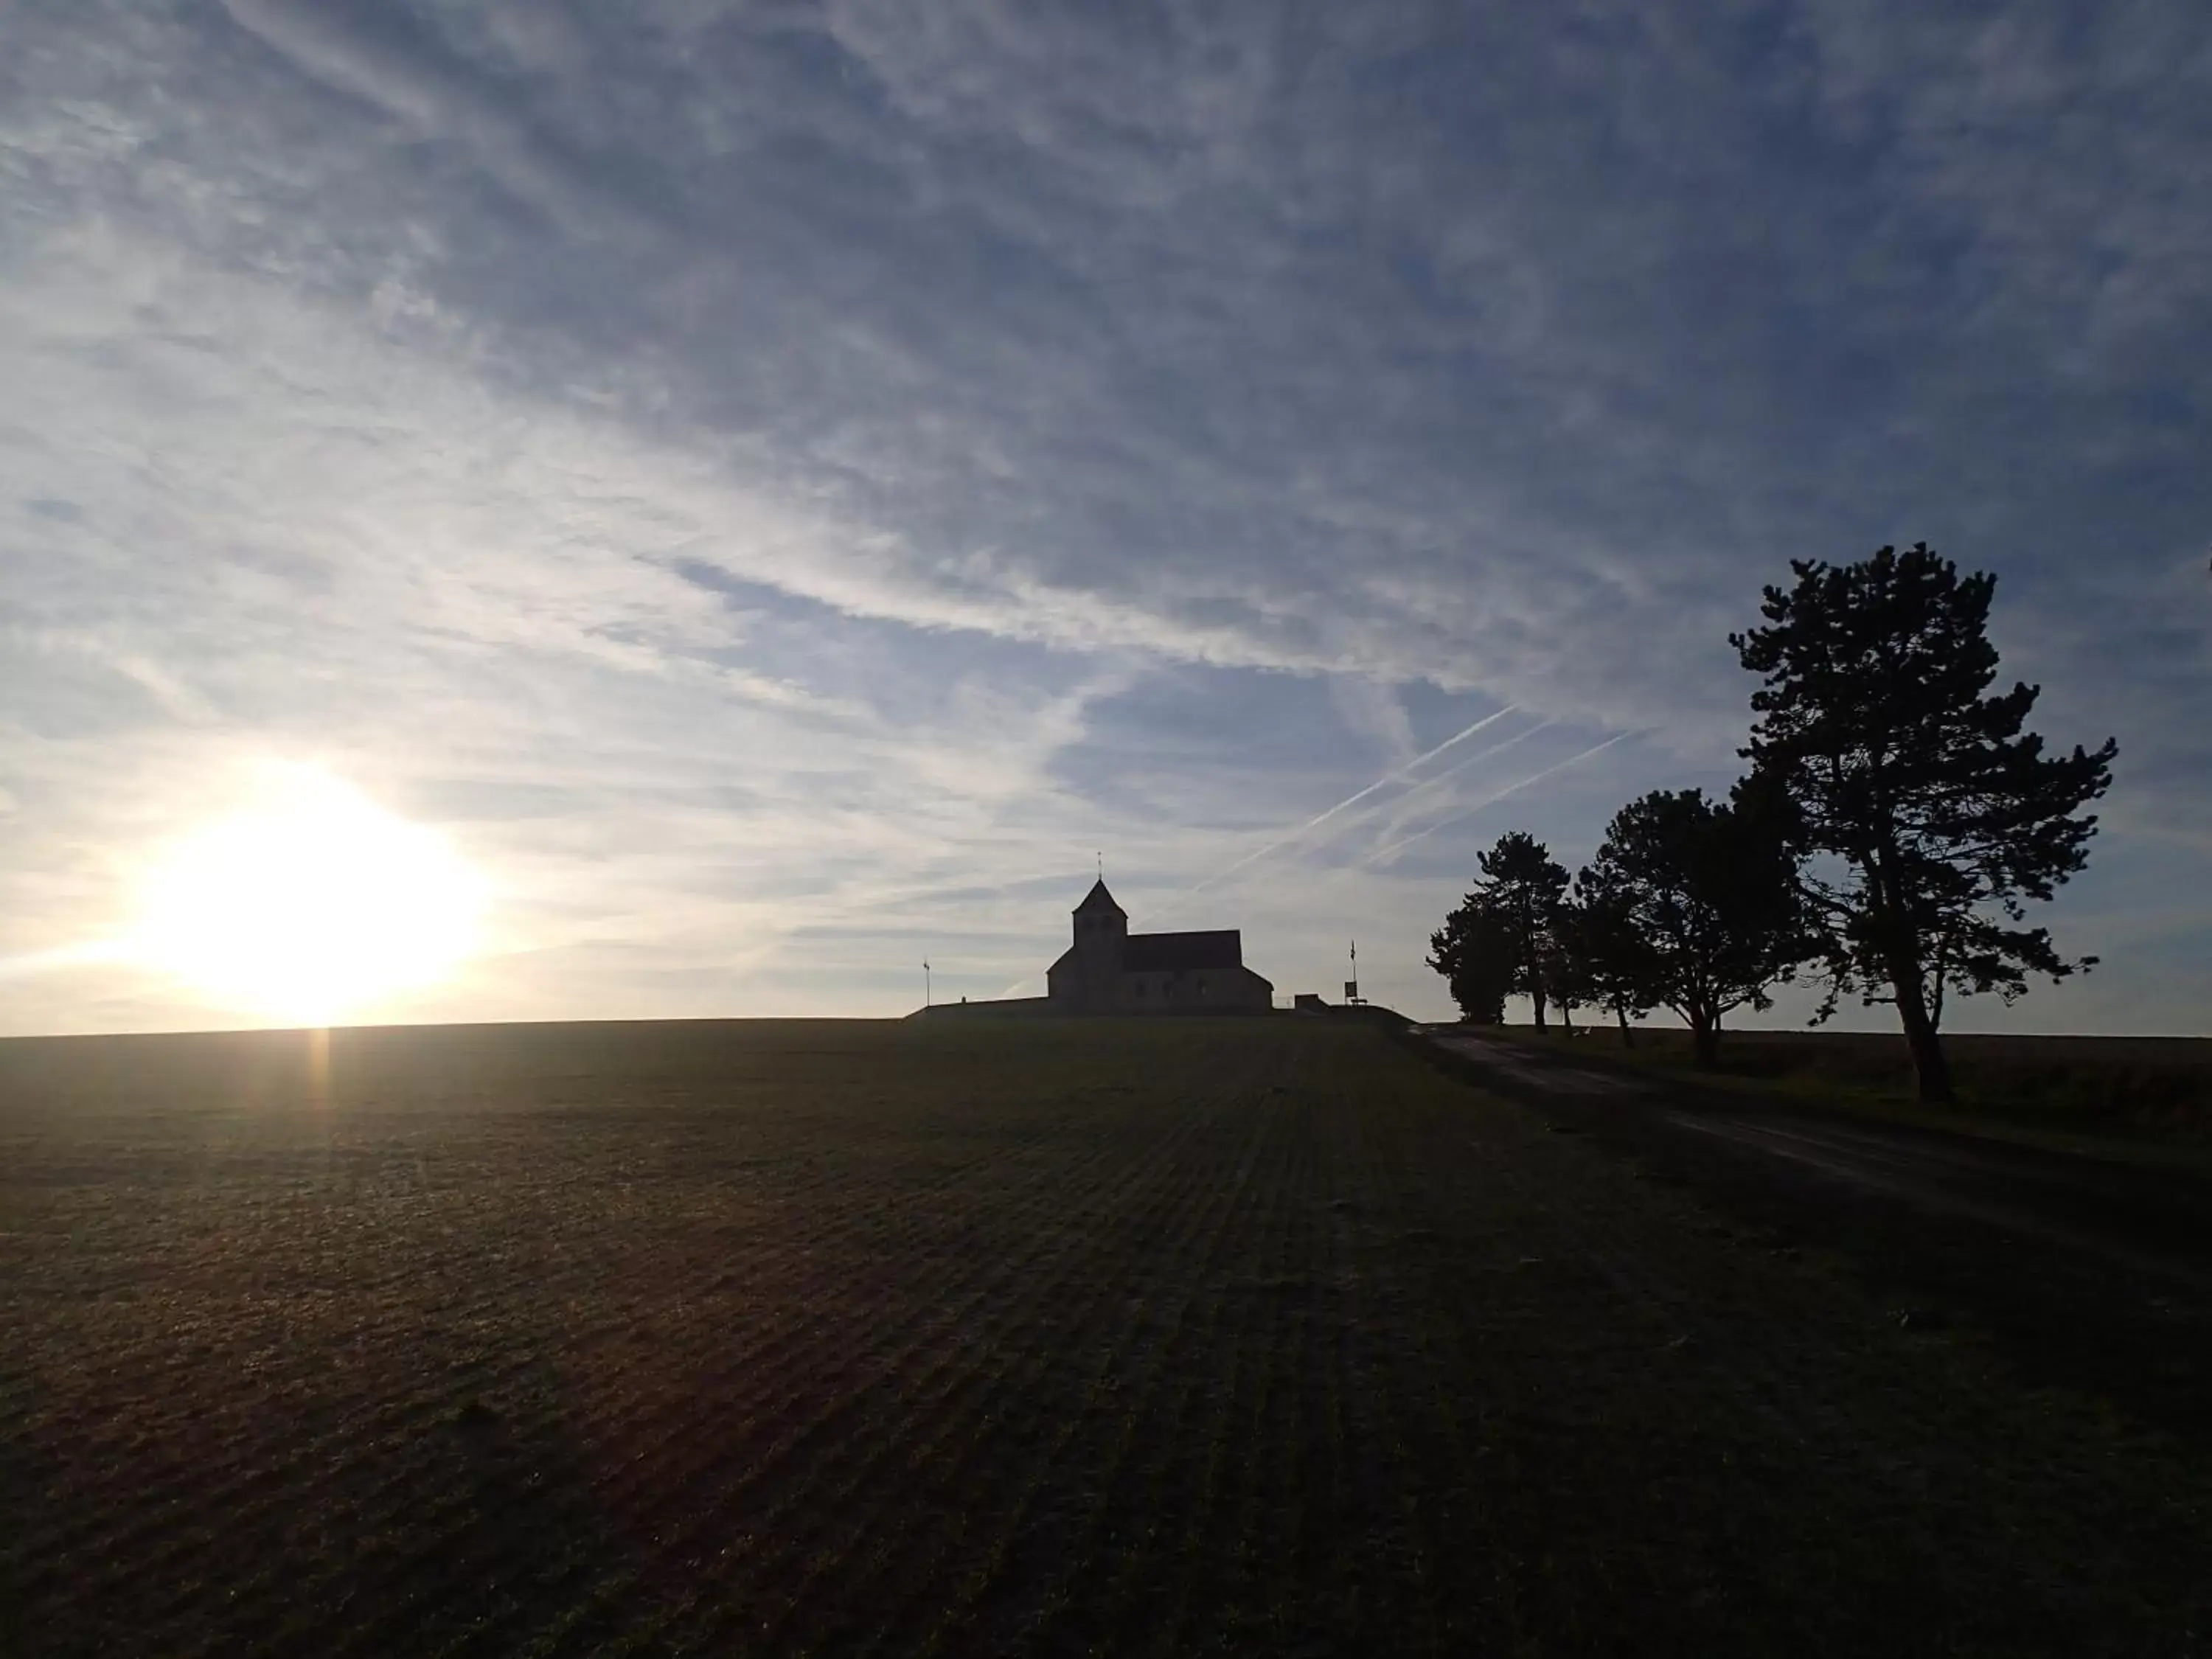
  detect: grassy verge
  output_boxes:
[1465,1022,2212,1154]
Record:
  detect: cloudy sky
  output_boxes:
[3,0,2207,1034]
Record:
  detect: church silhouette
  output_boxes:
[1044,880,1273,1014]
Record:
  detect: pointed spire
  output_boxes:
[1074,877,1125,917]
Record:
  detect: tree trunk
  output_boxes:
[1559,1000,1576,1035]
[1689,1013,1719,1069]
[1530,984,1548,1032]
[1889,966,1954,1105]
[1615,1004,1634,1048]
[1866,866,1955,1105]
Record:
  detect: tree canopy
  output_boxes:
[1732,544,2115,1102]
[1551,886,1655,1040]
[1575,785,1808,1065]
[1475,832,1570,1030]
[1427,544,2114,1099]
[1427,832,1569,1027]
[1425,902,1515,1024]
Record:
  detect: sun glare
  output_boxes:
[133,769,487,1024]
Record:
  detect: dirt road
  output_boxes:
[1417,1026,2212,1439]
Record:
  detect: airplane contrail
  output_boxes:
[1360,730,1644,868]
[1188,718,1559,907]
[994,723,1631,997]
[1188,718,1557,888]
[1344,718,1558,841]
[989,705,1551,995]
[1158,704,1523,911]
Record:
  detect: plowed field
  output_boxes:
[1,1019,2203,1655]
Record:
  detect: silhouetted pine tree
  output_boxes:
[1733,544,2116,1103]
[1441,832,1571,1029]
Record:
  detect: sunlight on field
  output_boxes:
[129,768,486,1024]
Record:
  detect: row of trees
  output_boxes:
[1428,546,2118,1103]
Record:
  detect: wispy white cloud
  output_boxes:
[0,0,2205,1032]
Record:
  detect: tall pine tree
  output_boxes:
[1459,832,1569,1029]
[1733,545,2116,1102]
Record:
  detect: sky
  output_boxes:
[2,0,2208,1035]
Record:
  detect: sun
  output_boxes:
[132,769,487,1024]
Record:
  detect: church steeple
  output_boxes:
[1071,878,1129,965]
[1074,878,1125,919]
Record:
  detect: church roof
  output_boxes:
[1074,878,1126,917]
[1124,929,1242,971]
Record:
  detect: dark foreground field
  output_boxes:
[1,1020,2205,1656]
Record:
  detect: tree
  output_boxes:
[1557,883,1659,1045]
[1426,902,1515,1023]
[1733,544,2116,1102]
[1541,931,1582,1034]
[1577,785,1809,1067]
[1471,831,1571,1029]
